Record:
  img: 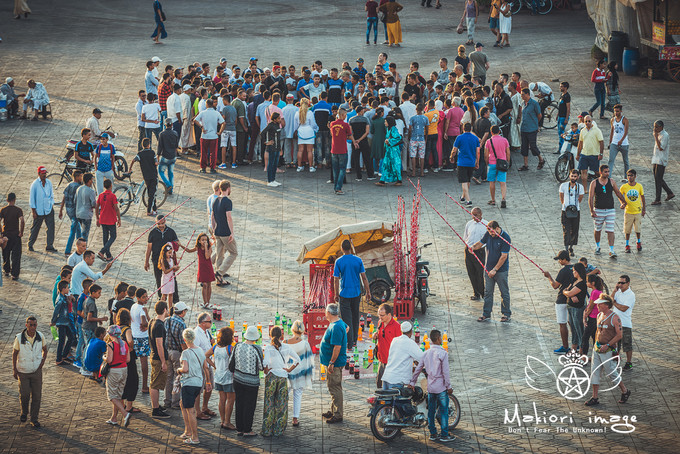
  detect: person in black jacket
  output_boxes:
[261,113,283,187]
[157,118,178,194]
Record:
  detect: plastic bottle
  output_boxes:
[366,314,372,328]
[443,329,448,342]
[414,326,421,344]
[354,367,360,379]
[287,318,293,335]
[51,325,59,340]
[353,347,359,363]
[369,322,375,336]
[257,322,262,336]
[425,337,431,350]
[368,345,374,361]
[443,338,449,350]
[320,364,327,381]
[357,324,363,339]
[420,342,426,352]
[349,359,355,374]
[414,318,419,330]
[211,322,217,338]
[363,350,369,369]
[268,321,274,335]
[345,359,350,370]
[373,360,379,373]
[282,314,287,328]
[229,319,235,331]
[233,333,239,344]
[359,315,365,331]
[275,311,280,325]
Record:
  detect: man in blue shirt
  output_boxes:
[28,166,57,253]
[353,58,368,82]
[451,123,481,206]
[145,61,159,96]
[333,240,371,349]
[409,103,429,177]
[319,303,348,424]
[472,220,512,322]
[518,88,546,171]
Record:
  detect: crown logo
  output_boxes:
[557,350,589,367]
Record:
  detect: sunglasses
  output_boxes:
[618,281,627,285]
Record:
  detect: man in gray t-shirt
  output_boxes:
[220,97,238,169]
[74,173,97,241]
[469,43,489,85]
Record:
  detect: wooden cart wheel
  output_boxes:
[668,60,680,83]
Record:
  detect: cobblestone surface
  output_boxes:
[0,0,679,453]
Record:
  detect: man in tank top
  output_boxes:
[607,104,629,183]
[588,165,626,258]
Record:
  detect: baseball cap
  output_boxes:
[554,250,570,261]
[100,132,109,139]
[174,301,189,312]
[273,65,281,71]
[5,77,13,83]
[578,111,589,118]
[249,57,258,62]
[321,69,329,76]
[165,117,174,125]
[264,67,271,72]
[152,56,162,63]
[93,108,103,114]
[220,58,227,63]
[183,84,192,91]
[476,42,484,47]
[401,321,413,333]
[304,69,311,74]
[37,165,47,174]
[286,94,294,99]
[378,88,386,95]
[356,58,364,63]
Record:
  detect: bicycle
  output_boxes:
[113,173,168,216]
[47,158,93,204]
[541,100,559,130]
[510,0,553,15]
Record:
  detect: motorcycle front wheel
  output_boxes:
[370,405,401,442]
[369,279,392,305]
[554,155,571,183]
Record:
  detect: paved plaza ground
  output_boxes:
[1,0,679,452]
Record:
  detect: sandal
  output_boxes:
[477,316,490,322]
[202,409,217,417]
[487,200,496,206]
[243,432,258,437]
[179,433,190,439]
[105,419,119,425]
[128,407,142,413]
[292,418,299,427]
[183,438,200,445]
[537,160,545,170]
[618,390,631,403]
[201,303,220,310]
[221,423,236,430]
[196,413,211,420]
[584,397,599,406]
[518,165,529,171]
[500,316,511,322]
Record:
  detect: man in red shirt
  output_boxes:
[373,302,402,388]
[95,179,121,262]
[330,109,356,195]
[157,73,173,131]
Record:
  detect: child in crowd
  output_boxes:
[108,282,129,327]
[74,278,93,368]
[51,280,75,366]
[82,284,108,348]
[52,268,72,307]
[409,329,455,443]
[579,257,601,277]
[559,122,580,155]
[181,233,217,310]
[159,242,179,309]
[82,326,107,383]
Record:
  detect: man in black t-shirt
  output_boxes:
[211,180,236,286]
[145,214,179,300]
[131,137,159,216]
[149,300,170,418]
[349,106,374,180]
[543,250,574,355]
[74,128,94,170]
[403,74,422,105]
[557,82,571,153]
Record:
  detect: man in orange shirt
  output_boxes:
[424,100,440,172]
[330,109,357,195]
[373,303,402,388]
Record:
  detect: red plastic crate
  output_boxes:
[393,298,414,321]
[304,308,330,353]
[309,263,334,304]
[307,328,326,354]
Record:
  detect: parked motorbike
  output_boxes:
[366,386,461,442]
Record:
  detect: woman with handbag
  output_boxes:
[558,169,584,256]
[151,0,167,44]
[104,325,131,427]
[177,328,211,445]
[461,0,479,46]
[484,126,509,207]
[375,116,403,186]
[230,326,264,437]
[261,326,300,436]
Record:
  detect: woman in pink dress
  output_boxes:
[158,243,179,309]
[181,233,218,310]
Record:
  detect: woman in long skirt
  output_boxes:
[261,326,300,437]
[370,107,387,173]
[151,0,167,44]
[118,309,140,413]
[376,116,403,186]
[14,0,31,19]
[284,321,314,427]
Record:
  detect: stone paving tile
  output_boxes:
[1,0,680,453]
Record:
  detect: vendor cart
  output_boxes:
[639,0,680,82]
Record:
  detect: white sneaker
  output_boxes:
[267,181,279,187]
[433,168,440,173]
[309,166,317,173]
[273,181,282,186]
[326,180,333,184]
[297,166,304,172]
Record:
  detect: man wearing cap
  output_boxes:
[145,215,180,300]
[319,303,348,424]
[543,251,575,354]
[468,43,489,85]
[28,167,56,253]
[163,301,188,409]
[179,85,194,155]
[264,65,287,98]
[193,99,225,173]
[145,61,159,96]
[151,56,162,81]
[382,321,424,391]
[1,77,25,118]
[354,58,367,82]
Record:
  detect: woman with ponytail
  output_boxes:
[582,274,604,355]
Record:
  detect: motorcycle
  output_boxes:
[65,126,128,181]
[366,385,461,442]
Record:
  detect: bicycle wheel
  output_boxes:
[142,182,168,210]
[113,185,133,216]
[510,0,522,15]
[113,156,128,181]
[554,155,570,183]
[542,102,559,130]
[538,0,553,14]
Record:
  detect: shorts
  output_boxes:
[590,350,617,386]
[487,164,506,182]
[106,367,127,401]
[409,139,425,158]
[593,208,616,232]
[458,166,474,183]
[623,212,641,234]
[215,382,234,393]
[150,359,168,390]
[181,385,202,408]
[619,327,633,352]
[577,155,600,172]
[555,303,568,324]
[221,130,237,148]
[133,337,150,357]
[490,17,499,29]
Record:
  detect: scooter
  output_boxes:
[366,386,461,442]
[65,126,128,180]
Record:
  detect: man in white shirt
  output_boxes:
[193,99,225,173]
[70,250,111,295]
[193,312,215,419]
[381,321,424,390]
[166,84,183,138]
[281,95,299,165]
[151,56,162,81]
[611,275,635,371]
[85,108,105,144]
[651,120,673,205]
[28,166,56,252]
[463,207,488,301]
[67,238,87,267]
[145,61,158,95]
[135,90,148,151]
[130,289,151,393]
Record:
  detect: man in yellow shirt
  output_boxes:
[576,115,604,192]
[490,0,501,46]
[619,169,645,253]
[424,100,440,172]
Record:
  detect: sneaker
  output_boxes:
[267,181,279,187]
[325,416,343,424]
[459,196,465,202]
[637,241,642,252]
[610,251,617,258]
[218,163,227,169]
[231,163,238,169]
[553,346,569,355]
[73,360,83,368]
[594,248,601,255]
[439,435,456,443]
[433,168,440,173]
[625,245,631,253]
[199,168,206,173]
[429,434,439,441]
[297,166,304,172]
[500,200,507,208]
[355,178,362,182]
[423,169,429,173]
[366,177,377,181]
[623,362,633,371]
[326,180,333,184]
[152,408,171,419]
[309,166,317,173]
[322,411,333,419]
[466,201,473,206]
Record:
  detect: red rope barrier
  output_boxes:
[178,230,196,262]
[148,258,197,301]
[444,193,546,273]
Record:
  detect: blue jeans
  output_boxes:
[531,0,538,14]
[101,224,116,258]
[557,117,568,150]
[172,120,182,137]
[332,154,348,192]
[145,127,161,147]
[567,306,585,347]
[78,218,92,242]
[367,17,378,43]
[74,323,85,362]
[266,145,278,183]
[158,156,176,188]
[483,270,511,318]
[160,111,167,131]
[65,216,82,254]
[608,144,630,177]
[428,391,450,437]
[590,84,606,118]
